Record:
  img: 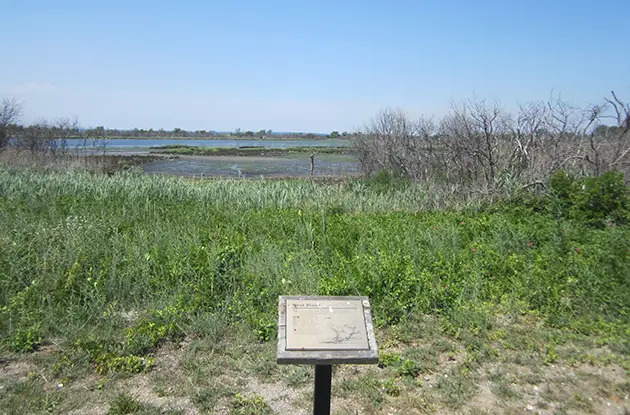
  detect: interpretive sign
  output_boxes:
[277,296,378,364]
[277,296,379,414]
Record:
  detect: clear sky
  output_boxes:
[1,0,629,133]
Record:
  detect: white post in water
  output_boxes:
[277,296,379,415]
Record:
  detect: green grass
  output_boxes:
[1,167,628,352]
[0,378,68,415]
[108,392,143,414]
[230,393,272,415]
[0,166,628,413]
[107,392,184,415]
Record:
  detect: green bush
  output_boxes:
[95,354,155,374]
[547,170,630,227]
[501,170,629,228]
[230,393,272,415]
[10,325,42,353]
[569,171,629,226]
[397,358,422,379]
[252,316,276,342]
[381,378,401,396]
[378,352,402,368]
[549,170,575,201]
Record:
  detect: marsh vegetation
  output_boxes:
[0,167,628,414]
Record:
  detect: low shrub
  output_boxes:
[10,325,41,353]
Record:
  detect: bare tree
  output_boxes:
[352,108,436,180]
[0,98,22,150]
[438,100,509,188]
[604,91,630,171]
[354,91,630,194]
[507,102,547,181]
[17,117,79,154]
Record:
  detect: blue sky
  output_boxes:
[1,0,629,132]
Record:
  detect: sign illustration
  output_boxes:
[286,299,369,350]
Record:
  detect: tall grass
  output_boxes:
[0,167,485,212]
[0,167,628,373]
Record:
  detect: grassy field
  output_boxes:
[0,167,628,414]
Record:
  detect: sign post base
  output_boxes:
[313,364,332,415]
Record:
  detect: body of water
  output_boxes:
[143,154,359,178]
[55,138,359,177]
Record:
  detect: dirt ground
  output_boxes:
[1,317,628,415]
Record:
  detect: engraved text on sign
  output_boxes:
[286,299,369,350]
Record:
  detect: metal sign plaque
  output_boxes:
[277,296,379,365]
[286,299,369,351]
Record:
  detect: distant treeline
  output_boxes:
[64,127,344,139]
[6,123,353,141]
[0,98,356,152]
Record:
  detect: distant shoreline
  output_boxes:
[61,135,350,142]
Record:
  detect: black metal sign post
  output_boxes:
[313,364,332,415]
[277,296,378,415]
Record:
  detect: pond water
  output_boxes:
[62,138,351,151]
[142,154,359,178]
[56,138,358,177]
